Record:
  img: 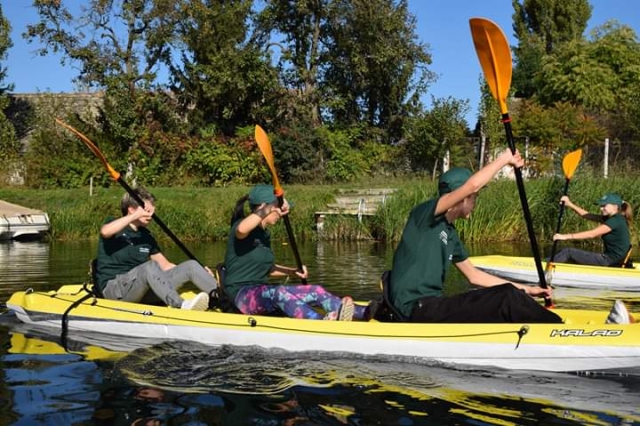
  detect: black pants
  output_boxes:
[552,248,614,266]
[410,284,563,323]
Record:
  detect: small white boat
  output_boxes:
[470,255,640,292]
[0,200,50,240]
[5,285,640,373]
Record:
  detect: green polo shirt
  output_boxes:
[602,213,630,264]
[223,220,275,301]
[95,216,161,292]
[389,198,469,319]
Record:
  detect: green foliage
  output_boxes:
[321,127,368,182]
[170,0,279,135]
[322,0,434,143]
[2,173,639,244]
[18,97,107,188]
[185,137,264,186]
[269,124,323,183]
[403,96,470,173]
[26,0,183,162]
[0,4,17,169]
[512,0,592,97]
[536,21,640,139]
[512,99,606,175]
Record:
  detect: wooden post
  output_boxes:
[89,176,93,197]
[604,138,609,179]
[479,135,486,169]
[443,149,450,173]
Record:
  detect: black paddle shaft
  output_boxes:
[277,195,307,285]
[117,177,201,265]
[502,114,548,290]
[549,179,571,263]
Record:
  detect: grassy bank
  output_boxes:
[1,174,638,244]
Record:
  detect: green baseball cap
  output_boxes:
[249,184,277,205]
[596,193,622,207]
[438,167,472,195]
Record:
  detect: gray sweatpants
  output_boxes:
[552,247,615,266]
[102,259,218,308]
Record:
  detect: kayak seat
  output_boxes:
[619,245,634,269]
[211,263,240,313]
[373,270,407,322]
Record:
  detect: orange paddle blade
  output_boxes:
[55,118,120,181]
[469,18,512,114]
[254,125,282,194]
[562,148,582,180]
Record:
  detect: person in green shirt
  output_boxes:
[96,187,218,311]
[223,184,367,321]
[389,148,562,323]
[552,193,632,266]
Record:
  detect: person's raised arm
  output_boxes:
[100,206,152,238]
[435,148,524,216]
[561,196,602,222]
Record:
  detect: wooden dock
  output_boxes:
[314,188,396,231]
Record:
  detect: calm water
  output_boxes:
[1,239,639,425]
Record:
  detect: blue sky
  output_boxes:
[3,0,640,125]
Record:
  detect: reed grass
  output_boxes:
[1,173,639,245]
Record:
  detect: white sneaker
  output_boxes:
[337,296,355,321]
[181,292,209,311]
[323,297,355,321]
[606,300,630,324]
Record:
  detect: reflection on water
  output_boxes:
[2,240,640,425]
[0,241,50,291]
[3,329,640,425]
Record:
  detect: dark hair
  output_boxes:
[120,187,156,216]
[230,195,249,226]
[621,201,634,227]
[230,195,271,226]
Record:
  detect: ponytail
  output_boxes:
[621,201,634,228]
[230,195,250,226]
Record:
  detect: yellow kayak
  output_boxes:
[470,255,640,291]
[6,285,640,373]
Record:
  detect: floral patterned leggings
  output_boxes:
[234,284,366,320]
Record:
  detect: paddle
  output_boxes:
[469,18,552,307]
[55,118,201,264]
[254,125,307,284]
[545,149,583,285]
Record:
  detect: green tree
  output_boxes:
[169,0,279,136]
[404,96,469,174]
[258,0,329,126]
[323,0,433,143]
[25,0,181,173]
[0,3,18,165]
[536,21,640,139]
[475,80,505,162]
[511,0,591,97]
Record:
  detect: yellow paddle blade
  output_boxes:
[55,118,121,180]
[562,148,582,180]
[254,125,283,194]
[469,18,512,114]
